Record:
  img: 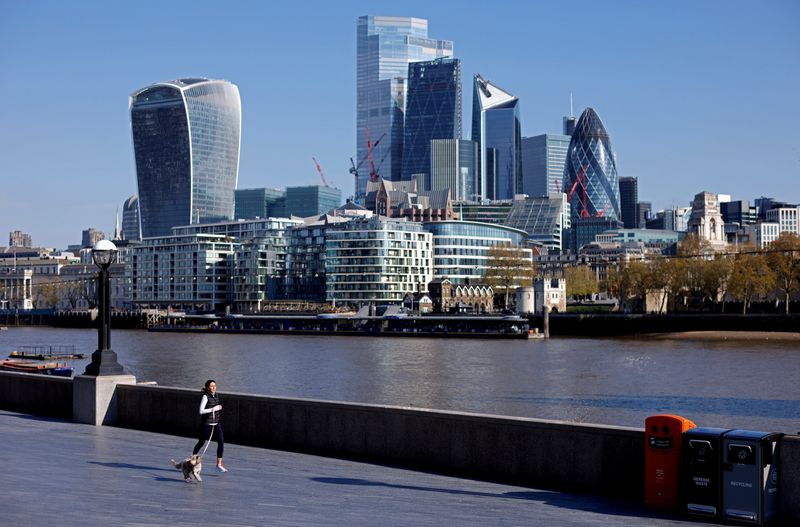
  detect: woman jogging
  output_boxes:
[192,379,227,472]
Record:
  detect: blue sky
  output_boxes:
[1,0,798,248]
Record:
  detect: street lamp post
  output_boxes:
[84,239,124,376]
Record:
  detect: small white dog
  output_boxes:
[171,454,202,482]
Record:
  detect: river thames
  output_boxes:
[3,327,799,433]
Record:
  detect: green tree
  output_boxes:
[482,244,536,308]
[615,260,650,312]
[766,233,800,314]
[648,257,685,313]
[697,256,733,309]
[564,265,598,300]
[728,250,775,314]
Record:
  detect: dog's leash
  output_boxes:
[198,408,216,459]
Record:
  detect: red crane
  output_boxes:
[365,128,379,182]
[312,157,330,187]
[566,165,590,218]
[349,131,386,184]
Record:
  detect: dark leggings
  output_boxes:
[192,424,224,458]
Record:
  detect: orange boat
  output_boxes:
[0,359,73,377]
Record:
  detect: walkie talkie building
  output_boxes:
[562,107,620,222]
[130,78,241,238]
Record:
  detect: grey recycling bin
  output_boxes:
[722,430,783,525]
[683,427,730,519]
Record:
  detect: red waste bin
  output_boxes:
[645,414,696,508]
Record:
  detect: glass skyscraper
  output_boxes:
[121,194,141,241]
[618,176,638,228]
[356,16,452,197]
[471,75,522,201]
[521,134,571,197]
[130,78,241,238]
[402,57,461,187]
[562,107,620,223]
[429,139,476,200]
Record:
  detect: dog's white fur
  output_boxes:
[171,454,202,482]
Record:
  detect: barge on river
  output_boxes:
[150,313,539,339]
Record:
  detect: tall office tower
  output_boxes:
[471,74,522,200]
[284,185,342,217]
[356,16,453,197]
[235,188,286,220]
[402,58,462,187]
[562,107,621,223]
[130,78,241,238]
[618,177,638,228]
[563,116,577,136]
[521,134,571,197]
[8,230,32,248]
[563,95,577,135]
[121,195,141,241]
[636,201,652,228]
[429,139,477,200]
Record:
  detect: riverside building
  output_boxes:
[128,233,237,311]
[325,216,433,305]
[130,78,241,237]
[422,220,530,284]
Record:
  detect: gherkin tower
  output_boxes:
[562,108,621,222]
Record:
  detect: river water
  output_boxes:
[3,327,799,433]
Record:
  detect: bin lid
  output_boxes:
[685,427,731,437]
[723,429,783,441]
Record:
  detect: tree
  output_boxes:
[32,280,61,309]
[728,250,775,314]
[697,256,733,309]
[64,281,83,310]
[564,265,598,300]
[649,257,685,313]
[766,233,800,314]
[613,260,650,312]
[482,244,536,308]
[677,233,714,298]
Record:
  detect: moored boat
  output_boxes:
[8,345,85,360]
[0,359,73,377]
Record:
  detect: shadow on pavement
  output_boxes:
[0,411,67,423]
[311,477,699,523]
[89,461,175,473]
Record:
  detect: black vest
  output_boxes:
[202,392,221,425]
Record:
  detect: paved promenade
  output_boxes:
[1,409,715,526]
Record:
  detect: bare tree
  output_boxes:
[482,244,535,309]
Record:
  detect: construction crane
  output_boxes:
[349,130,386,184]
[312,157,330,188]
[566,165,590,218]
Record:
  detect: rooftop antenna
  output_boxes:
[570,93,574,117]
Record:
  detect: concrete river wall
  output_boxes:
[1,371,798,523]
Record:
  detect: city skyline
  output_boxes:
[1,1,798,248]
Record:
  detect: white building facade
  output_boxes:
[325,217,433,305]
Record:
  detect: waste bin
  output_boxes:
[682,427,731,519]
[645,414,696,508]
[722,430,783,525]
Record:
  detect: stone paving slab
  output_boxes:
[0,410,715,526]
